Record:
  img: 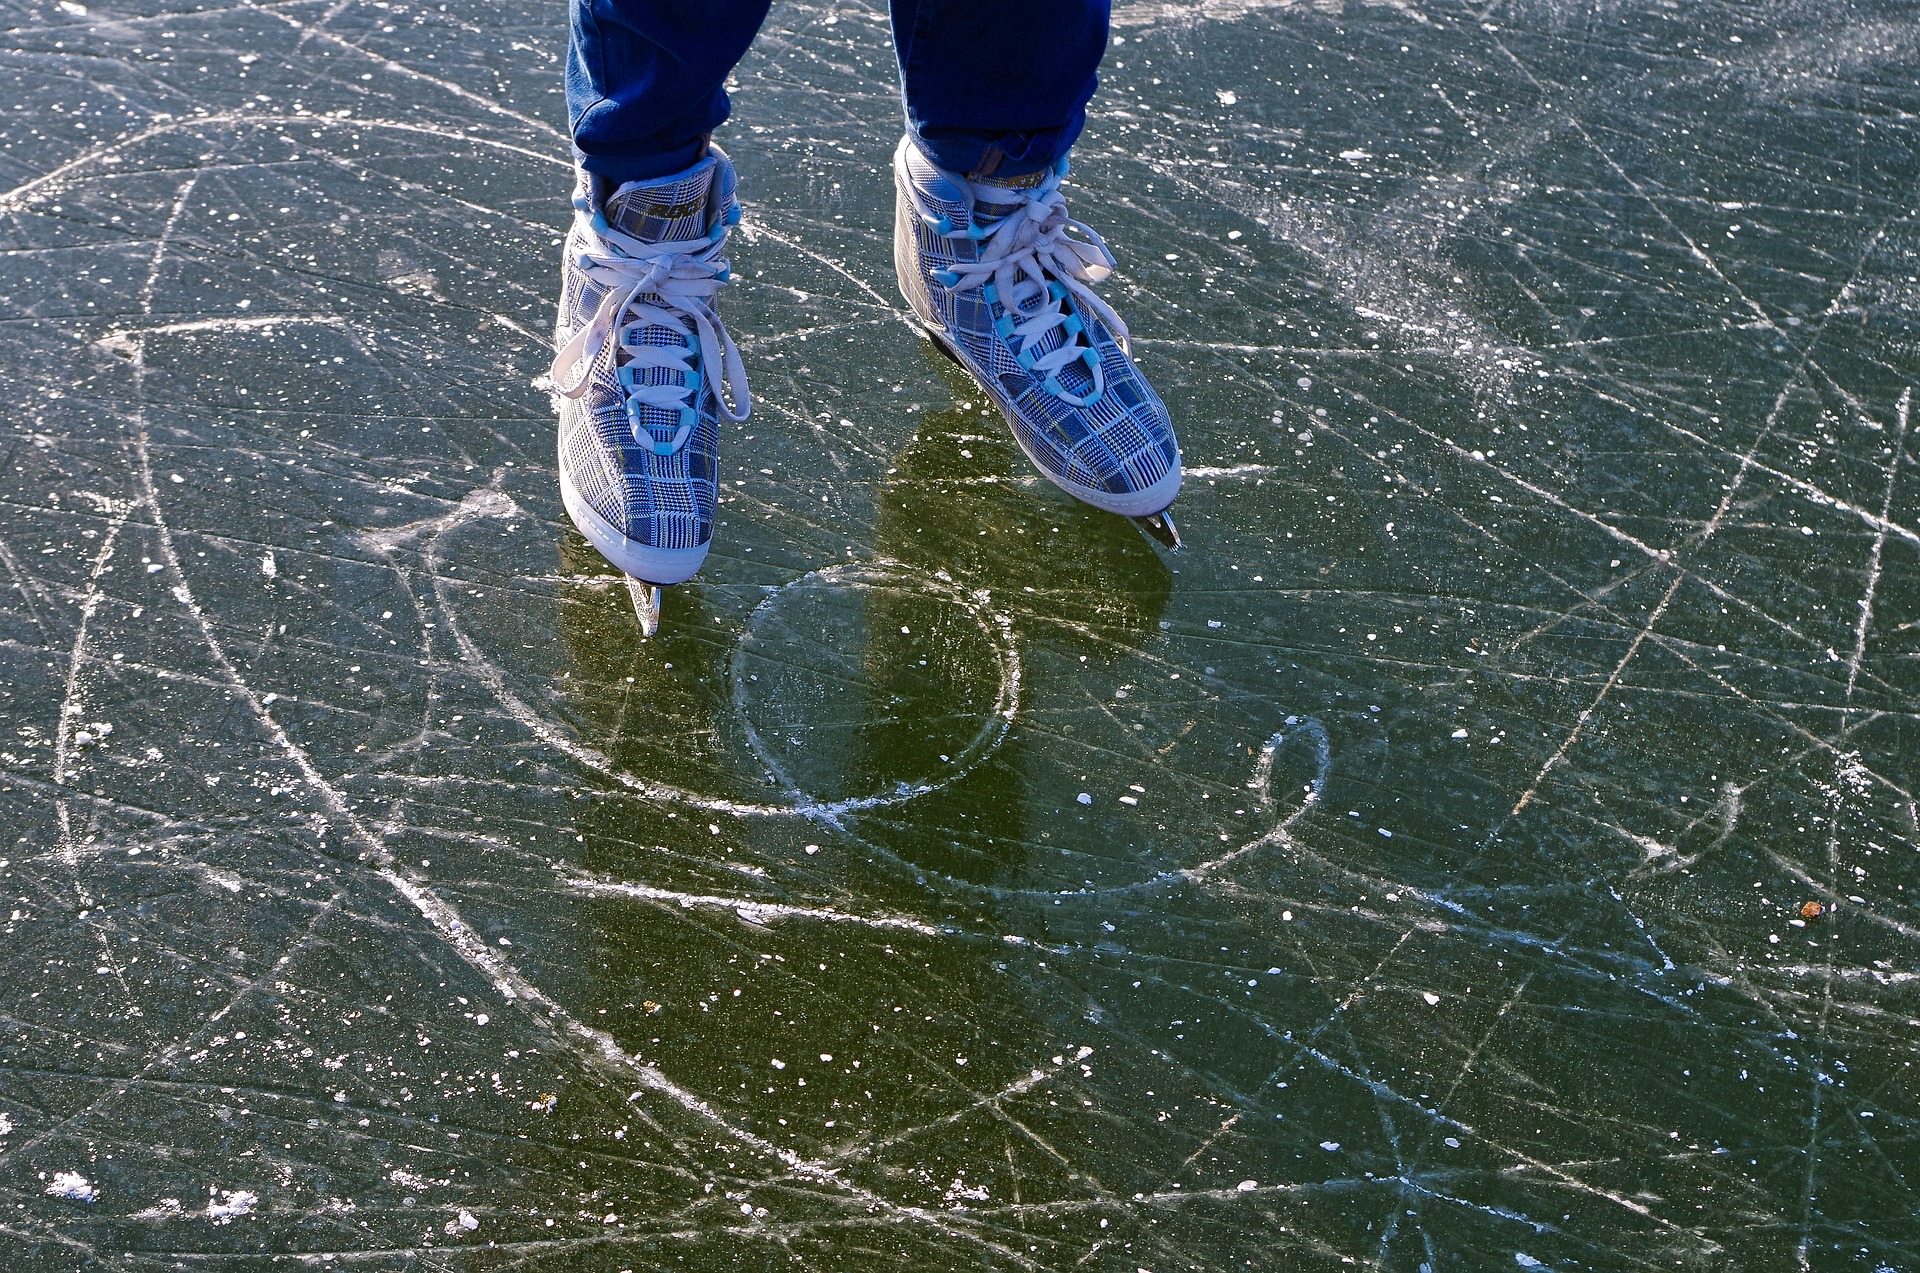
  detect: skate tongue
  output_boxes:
[968,168,1049,221]
[604,156,719,244]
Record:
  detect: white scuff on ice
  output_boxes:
[207,1189,258,1222]
[47,1171,98,1202]
[129,1198,184,1219]
[943,1177,990,1204]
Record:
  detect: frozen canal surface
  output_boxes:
[3,0,1919,1267]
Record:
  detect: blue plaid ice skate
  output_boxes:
[892,136,1181,522]
[552,148,749,587]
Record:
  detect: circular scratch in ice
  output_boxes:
[728,561,1021,814]
[427,497,1018,820]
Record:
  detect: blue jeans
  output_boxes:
[568,0,1110,186]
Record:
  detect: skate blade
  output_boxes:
[1133,508,1183,551]
[625,576,663,637]
[921,325,964,367]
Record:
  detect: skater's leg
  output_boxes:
[555,1,761,625]
[888,0,1109,178]
[568,0,772,188]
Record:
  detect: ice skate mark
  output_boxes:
[729,561,1021,817]
[133,457,1011,1257]
[0,534,61,645]
[743,221,925,339]
[425,503,1019,820]
[488,310,548,346]
[47,492,137,1001]
[1621,782,1745,879]
[45,174,208,1009]
[562,872,946,936]
[1843,387,1907,707]
[92,315,350,357]
[1182,462,1285,479]
[825,719,1340,905]
[1327,384,1845,663]
[0,181,402,1179]
[824,1046,1104,1176]
[1112,0,1341,27]
[106,201,920,1222]
[359,483,522,553]
[1183,719,1329,881]
[366,882,1026,1255]
[1503,368,1806,824]
[0,112,566,214]
[1603,881,1678,974]
[239,0,564,141]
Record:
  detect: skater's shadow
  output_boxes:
[841,359,1176,885]
[550,529,754,804]
[888,340,1175,633]
[545,348,1176,886]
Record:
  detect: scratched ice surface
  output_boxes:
[2,0,1919,1267]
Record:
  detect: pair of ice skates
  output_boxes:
[552,137,1182,633]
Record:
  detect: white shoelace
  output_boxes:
[934,178,1130,405]
[550,212,750,455]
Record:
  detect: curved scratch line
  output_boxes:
[421,503,1020,821]
[1184,721,1329,880]
[131,432,1028,1259]
[0,112,566,211]
[726,561,1021,815]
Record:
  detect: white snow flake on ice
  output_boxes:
[1515,1256,1546,1269]
[1423,992,1441,1005]
[1076,792,1092,805]
[1236,1179,1258,1191]
[444,1208,479,1234]
[1451,728,1469,738]
[1319,1141,1340,1151]
[47,1172,97,1202]
[0,1113,11,1135]
[1215,89,1237,106]
[261,552,277,579]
